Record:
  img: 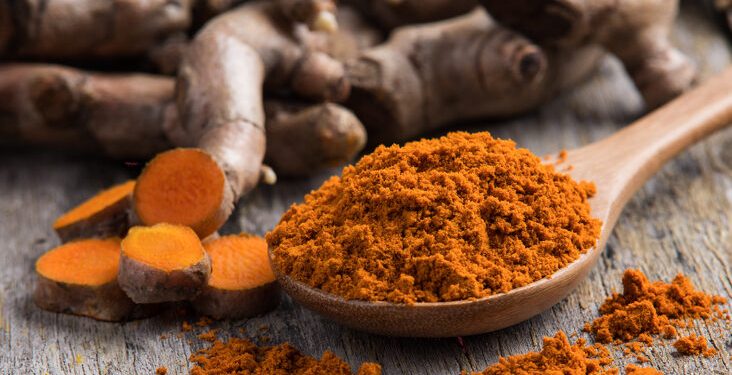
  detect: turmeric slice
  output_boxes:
[119,223,211,303]
[194,234,280,319]
[134,149,229,238]
[53,180,135,242]
[34,238,153,321]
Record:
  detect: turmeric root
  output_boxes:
[53,180,136,242]
[0,63,366,177]
[193,235,280,319]
[0,0,192,60]
[34,238,156,321]
[119,224,210,303]
[478,0,696,108]
[265,100,366,176]
[137,0,353,236]
[346,9,604,144]
[0,64,175,159]
[345,0,476,30]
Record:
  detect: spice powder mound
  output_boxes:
[588,269,727,344]
[467,331,617,374]
[268,132,601,303]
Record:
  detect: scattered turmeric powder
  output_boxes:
[467,331,617,374]
[588,269,727,344]
[269,132,601,303]
[155,367,168,375]
[672,334,716,357]
[189,338,381,375]
[625,364,662,375]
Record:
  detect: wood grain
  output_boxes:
[1,2,731,374]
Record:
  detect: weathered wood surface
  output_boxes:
[1,3,731,374]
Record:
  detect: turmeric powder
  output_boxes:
[189,338,381,375]
[672,334,717,357]
[268,132,601,303]
[467,331,617,374]
[588,269,727,344]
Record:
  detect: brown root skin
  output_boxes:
[53,181,136,243]
[34,275,159,321]
[478,0,696,108]
[193,282,281,320]
[0,64,176,159]
[118,252,211,303]
[0,0,192,60]
[345,0,477,30]
[0,63,364,177]
[346,9,603,144]
[266,101,366,176]
[192,1,350,102]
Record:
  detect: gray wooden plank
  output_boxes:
[1,2,731,374]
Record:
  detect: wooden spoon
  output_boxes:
[273,67,732,337]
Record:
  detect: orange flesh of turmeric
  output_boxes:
[204,235,275,290]
[134,149,225,234]
[122,223,205,272]
[36,238,121,286]
[53,180,135,229]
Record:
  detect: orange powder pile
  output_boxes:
[468,331,617,375]
[587,269,727,344]
[268,132,601,303]
[672,334,716,357]
[190,338,381,375]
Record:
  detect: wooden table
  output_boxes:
[2,4,731,374]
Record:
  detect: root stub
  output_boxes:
[134,148,231,238]
[119,223,211,303]
[193,234,280,319]
[34,238,154,321]
[53,180,135,242]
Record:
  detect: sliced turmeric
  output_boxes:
[119,223,211,303]
[53,180,135,242]
[194,234,280,319]
[34,238,153,321]
[134,149,229,238]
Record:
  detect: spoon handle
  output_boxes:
[571,67,732,219]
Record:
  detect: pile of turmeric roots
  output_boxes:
[5,0,696,320]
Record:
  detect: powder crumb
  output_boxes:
[155,367,167,375]
[75,354,83,365]
[160,334,168,340]
[196,316,213,327]
[269,132,600,304]
[556,149,568,164]
[637,333,653,345]
[189,338,381,375]
[182,321,193,332]
[625,364,662,375]
[197,329,218,342]
[588,270,725,343]
[660,325,676,339]
[623,341,646,356]
[634,354,649,363]
[467,331,617,374]
[672,334,716,357]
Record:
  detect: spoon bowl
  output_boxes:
[271,67,732,337]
